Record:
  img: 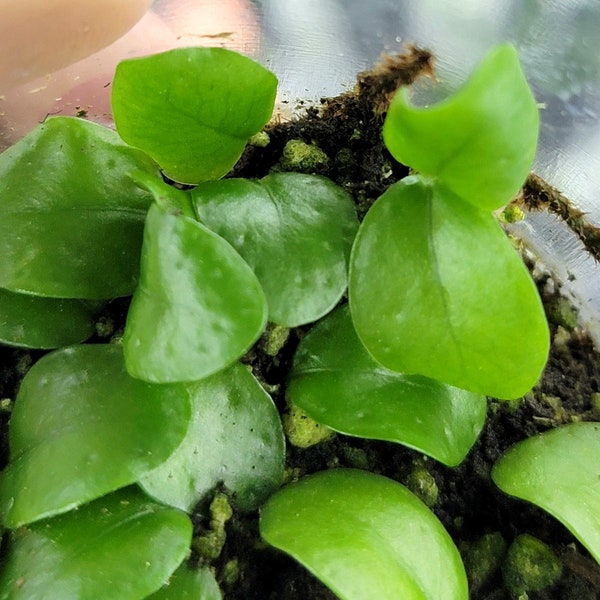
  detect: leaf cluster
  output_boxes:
[0,44,597,600]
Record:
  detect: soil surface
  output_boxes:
[1,47,600,599]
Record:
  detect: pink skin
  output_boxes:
[0,0,259,150]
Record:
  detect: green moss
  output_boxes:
[464,532,507,590]
[502,534,562,598]
[404,465,438,508]
[192,493,233,562]
[280,139,330,173]
[283,401,335,448]
[261,324,290,357]
[501,205,525,223]
[249,131,270,148]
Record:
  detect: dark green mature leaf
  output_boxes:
[140,362,284,513]
[289,306,486,466]
[492,422,600,564]
[193,173,359,326]
[260,469,468,600]
[0,345,191,528]
[0,117,158,298]
[112,47,277,184]
[0,288,97,348]
[383,44,539,211]
[349,177,549,399]
[123,202,267,383]
[0,487,192,600]
[147,564,222,600]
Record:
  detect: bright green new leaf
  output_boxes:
[288,305,486,466]
[147,564,222,600]
[0,117,158,298]
[492,422,600,564]
[123,202,267,383]
[112,47,277,184]
[0,288,97,349]
[0,345,191,528]
[140,362,284,512]
[193,173,359,326]
[383,44,539,211]
[349,177,549,399]
[260,469,468,600]
[0,487,192,600]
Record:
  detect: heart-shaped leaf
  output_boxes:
[383,44,539,211]
[123,202,267,383]
[112,47,277,184]
[288,305,486,466]
[0,288,97,349]
[349,177,549,399]
[260,469,468,600]
[0,487,192,600]
[492,422,600,564]
[0,117,158,298]
[0,344,191,528]
[193,173,359,326]
[140,362,284,513]
[147,562,222,599]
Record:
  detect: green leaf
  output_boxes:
[260,469,468,600]
[0,487,192,600]
[492,422,600,564]
[0,288,97,349]
[349,177,549,399]
[112,47,277,184]
[383,44,539,211]
[140,362,284,513]
[192,173,359,326]
[0,345,191,528]
[123,202,267,383]
[147,563,222,600]
[288,305,486,466]
[0,117,158,298]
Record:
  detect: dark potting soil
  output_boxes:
[1,47,599,599]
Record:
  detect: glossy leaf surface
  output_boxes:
[0,288,97,348]
[193,173,359,326]
[289,305,486,466]
[147,563,222,599]
[140,362,284,512]
[349,177,549,399]
[492,422,600,563]
[0,487,192,600]
[0,345,191,528]
[123,202,267,383]
[112,47,277,184]
[260,469,468,600]
[0,117,157,298]
[383,44,538,211]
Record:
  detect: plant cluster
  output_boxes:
[0,44,598,599]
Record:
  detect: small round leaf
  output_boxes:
[288,305,486,466]
[383,44,539,211]
[123,202,267,383]
[492,422,600,564]
[349,177,549,399]
[0,117,158,298]
[0,287,97,349]
[0,345,191,528]
[193,173,359,326]
[112,47,277,184]
[140,362,284,513]
[0,487,192,600]
[260,469,468,600]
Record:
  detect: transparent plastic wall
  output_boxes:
[2,0,598,337]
